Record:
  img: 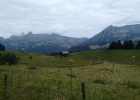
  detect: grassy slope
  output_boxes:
[70,50,140,65]
[13,50,140,67]
[0,50,140,100]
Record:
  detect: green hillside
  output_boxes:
[12,50,140,67]
[69,50,140,66]
[1,50,140,67]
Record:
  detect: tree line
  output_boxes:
[108,40,140,50]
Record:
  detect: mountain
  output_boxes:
[1,32,88,54]
[82,24,140,45]
[69,24,140,52]
[1,24,140,53]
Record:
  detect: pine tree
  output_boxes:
[128,40,134,49]
[116,40,122,49]
[0,43,5,51]
[0,53,2,64]
[123,40,129,49]
[108,42,112,50]
[136,40,140,49]
[108,41,117,50]
[108,40,135,50]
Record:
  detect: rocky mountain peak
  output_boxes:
[81,24,140,45]
[26,31,33,36]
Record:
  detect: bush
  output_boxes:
[0,52,20,65]
[29,55,32,59]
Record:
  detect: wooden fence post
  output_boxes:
[4,74,8,91]
[81,82,85,100]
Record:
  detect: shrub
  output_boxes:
[0,52,20,65]
[29,55,32,59]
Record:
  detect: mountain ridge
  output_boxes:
[81,24,140,45]
[0,32,88,54]
[1,24,140,53]
[69,24,140,52]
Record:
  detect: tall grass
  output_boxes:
[0,63,140,100]
[0,50,140,99]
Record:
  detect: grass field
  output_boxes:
[0,50,140,100]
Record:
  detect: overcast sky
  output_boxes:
[0,0,140,38]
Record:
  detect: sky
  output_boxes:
[0,0,140,38]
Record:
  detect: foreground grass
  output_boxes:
[0,50,140,99]
[0,63,140,100]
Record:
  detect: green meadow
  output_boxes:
[0,50,140,100]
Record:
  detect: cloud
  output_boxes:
[46,23,69,34]
[0,0,140,38]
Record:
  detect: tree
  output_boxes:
[116,40,122,49]
[123,40,134,49]
[108,40,134,50]
[108,41,117,50]
[128,40,134,49]
[0,53,2,64]
[123,40,129,49]
[136,40,140,49]
[0,43,5,51]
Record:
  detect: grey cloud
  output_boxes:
[0,0,140,38]
[46,23,69,34]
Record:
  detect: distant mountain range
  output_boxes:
[0,24,140,53]
[69,24,140,52]
[0,32,88,54]
[82,24,140,45]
